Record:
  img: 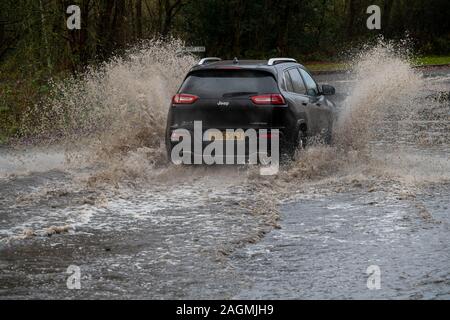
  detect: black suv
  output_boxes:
[165,57,336,161]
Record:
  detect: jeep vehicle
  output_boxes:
[165,57,336,162]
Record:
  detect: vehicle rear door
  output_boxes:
[280,68,316,136]
[299,68,333,136]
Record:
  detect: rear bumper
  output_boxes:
[166,126,286,162]
[170,150,276,165]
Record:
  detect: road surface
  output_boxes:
[0,67,449,299]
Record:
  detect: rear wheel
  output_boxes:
[293,128,308,159]
[296,128,307,150]
[281,127,307,161]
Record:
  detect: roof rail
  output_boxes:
[267,58,297,66]
[198,57,222,65]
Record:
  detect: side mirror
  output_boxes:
[321,84,335,96]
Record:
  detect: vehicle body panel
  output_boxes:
[165,59,337,159]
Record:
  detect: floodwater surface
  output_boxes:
[0,44,449,299]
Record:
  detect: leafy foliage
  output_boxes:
[1,0,449,141]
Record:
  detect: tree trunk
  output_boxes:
[161,0,184,37]
[162,0,172,37]
[232,0,244,57]
[276,0,290,56]
[96,0,115,58]
[316,0,328,47]
[0,21,4,56]
[346,0,357,39]
[111,0,126,47]
[383,0,394,36]
[79,0,90,64]
[136,0,143,38]
[0,20,8,60]
[39,0,52,71]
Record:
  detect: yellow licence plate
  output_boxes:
[208,132,245,141]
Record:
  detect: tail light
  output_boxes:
[259,132,280,139]
[172,93,199,104]
[251,94,286,105]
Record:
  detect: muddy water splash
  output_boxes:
[1,39,449,289]
[335,40,422,151]
[11,38,448,189]
[19,39,195,181]
[283,40,449,188]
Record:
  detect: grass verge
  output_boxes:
[413,56,450,66]
[306,55,450,72]
[0,133,8,145]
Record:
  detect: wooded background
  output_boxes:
[1,0,449,139]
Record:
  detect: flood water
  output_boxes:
[0,50,449,299]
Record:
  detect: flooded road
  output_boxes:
[0,63,449,299]
[233,184,450,300]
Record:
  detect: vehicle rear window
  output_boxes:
[180,70,279,98]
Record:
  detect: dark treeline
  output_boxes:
[0,0,449,139]
[1,0,449,72]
